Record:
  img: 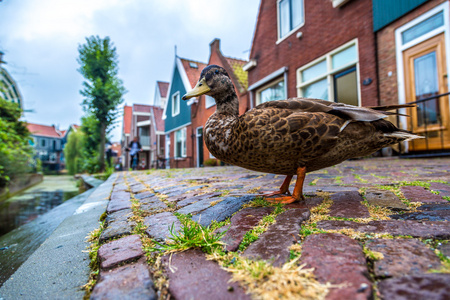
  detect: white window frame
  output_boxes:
[205,95,215,109]
[296,39,361,105]
[174,127,187,158]
[171,91,180,117]
[255,77,286,106]
[276,0,305,44]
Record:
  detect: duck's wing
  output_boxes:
[241,103,347,162]
[255,98,389,122]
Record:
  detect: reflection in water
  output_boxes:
[0,190,79,237]
[0,176,84,287]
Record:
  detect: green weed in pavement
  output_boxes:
[238,204,285,251]
[151,215,226,254]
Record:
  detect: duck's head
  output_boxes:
[182,65,234,101]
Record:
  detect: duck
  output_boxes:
[182,65,421,204]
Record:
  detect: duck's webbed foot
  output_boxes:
[263,167,306,204]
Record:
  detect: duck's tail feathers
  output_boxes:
[384,131,424,142]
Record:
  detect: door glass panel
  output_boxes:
[414,51,440,126]
[334,68,358,106]
[302,78,328,100]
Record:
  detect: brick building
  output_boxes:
[190,39,249,167]
[245,0,378,108]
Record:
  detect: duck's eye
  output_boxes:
[199,82,203,86]
[215,70,219,74]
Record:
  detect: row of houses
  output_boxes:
[26,123,121,172]
[121,0,450,170]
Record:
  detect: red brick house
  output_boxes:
[245,0,378,108]
[375,0,450,153]
[190,39,249,167]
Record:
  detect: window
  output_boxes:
[278,0,304,40]
[172,92,180,116]
[297,41,359,105]
[205,95,215,109]
[175,127,186,158]
[41,138,46,147]
[256,79,286,105]
[402,12,444,45]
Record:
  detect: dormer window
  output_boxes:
[277,0,304,41]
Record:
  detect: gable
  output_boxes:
[164,63,191,133]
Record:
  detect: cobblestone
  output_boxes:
[365,239,441,278]
[161,249,250,300]
[243,208,310,266]
[90,158,450,299]
[300,233,372,300]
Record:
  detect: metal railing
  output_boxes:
[396,91,450,157]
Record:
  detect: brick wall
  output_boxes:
[376,0,447,106]
[248,0,378,106]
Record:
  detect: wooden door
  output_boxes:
[403,33,449,151]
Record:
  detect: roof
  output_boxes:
[123,105,132,134]
[151,106,164,132]
[27,123,62,138]
[180,58,207,88]
[133,104,151,113]
[224,57,248,90]
[157,81,170,98]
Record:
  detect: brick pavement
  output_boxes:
[88,157,450,299]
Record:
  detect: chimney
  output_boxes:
[210,38,221,54]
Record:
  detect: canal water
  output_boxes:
[0,175,80,237]
[0,175,83,287]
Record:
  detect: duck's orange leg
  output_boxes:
[265,167,306,204]
[262,175,293,197]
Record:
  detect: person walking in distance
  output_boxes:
[127,136,142,170]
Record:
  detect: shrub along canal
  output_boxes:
[0,175,83,286]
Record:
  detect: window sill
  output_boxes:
[276,23,305,45]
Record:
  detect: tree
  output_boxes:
[0,96,33,187]
[63,129,84,175]
[77,36,125,172]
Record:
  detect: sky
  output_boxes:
[0,0,260,141]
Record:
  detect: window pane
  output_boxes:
[301,60,327,82]
[260,81,285,103]
[332,45,357,70]
[279,0,290,37]
[402,12,444,45]
[334,68,358,106]
[172,93,180,115]
[291,0,303,28]
[302,79,328,100]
